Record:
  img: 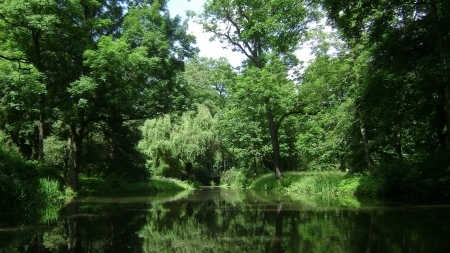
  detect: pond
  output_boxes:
[1,188,449,252]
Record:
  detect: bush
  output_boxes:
[44,135,66,168]
[37,177,62,204]
[220,168,248,188]
[249,171,385,198]
[0,132,65,217]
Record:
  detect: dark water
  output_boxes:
[1,188,449,253]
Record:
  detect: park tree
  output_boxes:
[198,0,318,178]
[321,0,450,152]
[221,59,301,176]
[0,0,197,190]
[63,1,196,190]
[183,57,236,115]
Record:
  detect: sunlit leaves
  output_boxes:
[199,0,318,67]
[139,104,220,178]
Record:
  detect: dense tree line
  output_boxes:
[1,0,449,198]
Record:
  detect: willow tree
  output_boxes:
[139,104,220,180]
[198,0,318,178]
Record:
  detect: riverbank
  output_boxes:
[77,176,194,197]
[248,172,384,198]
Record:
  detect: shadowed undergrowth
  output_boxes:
[78,176,194,197]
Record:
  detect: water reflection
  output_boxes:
[1,188,449,252]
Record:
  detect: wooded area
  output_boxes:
[1,0,449,201]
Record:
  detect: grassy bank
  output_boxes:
[249,172,384,197]
[77,176,194,197]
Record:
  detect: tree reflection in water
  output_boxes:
[1,189,449,252]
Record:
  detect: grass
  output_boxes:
[77,175,194,197]
[249,171,383,197]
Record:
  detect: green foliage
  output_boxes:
[37,177,62,204]
[338,175,385,197]
[220,59,301,173]
[220,168,248,188]
[184,57,236,115]
[200,0,319,67]
[0,131,65,219]
[44,135,66,168]
[0,0,197,192]
[139,104,221,182]
[250,172,384,198]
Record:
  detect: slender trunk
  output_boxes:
[38,96,45,163]
[253,142,257,177]
[33,30,45,163]
[395,126,403,160]
[63,137,71,181]
[267,109,283,179]
[435,96,447,148]
[359,111,373,175]
[69,125,83,191]
[353,49,373,174]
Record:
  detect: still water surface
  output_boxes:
[1,188,449,252]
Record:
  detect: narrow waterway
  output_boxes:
[1,188,449,252]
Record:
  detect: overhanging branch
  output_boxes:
[275,109,319,131]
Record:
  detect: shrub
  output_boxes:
[37,177,62,204]
[220,168,248,188]
[44,135,66,168]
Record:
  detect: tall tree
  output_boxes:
[63,1,196,190]
[199,0,318,178]
[321,0,450,150]
[0,0,197,190]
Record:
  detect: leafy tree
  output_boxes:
[183,57,236,115]
[321,0,450,150]
[221,59,303,176]
[198,0,318,178]
[62,1,196,190]
[139,104,220,182]
[0,0,197,190]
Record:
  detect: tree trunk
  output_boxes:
[395,126,403,160]
[63,137,71,182]
[38,100,45,163]
[33,30,46,163]
[359,111,373,175]
[267,109,283,179]
[69,125,83,191]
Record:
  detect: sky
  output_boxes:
[166,0,315,68]
[167,0,247,67]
